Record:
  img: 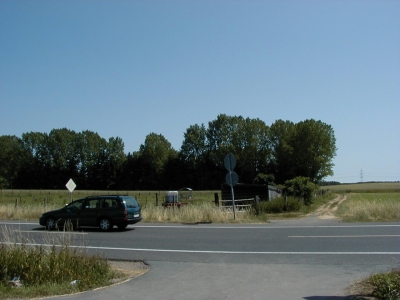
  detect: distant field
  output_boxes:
[0,189,219,207]
[337,192,400,222]
[323,182,400,193]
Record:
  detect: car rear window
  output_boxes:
[123,197,139,208]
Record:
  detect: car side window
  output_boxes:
[111,199,120,208]
[85,199,100,209]
[99,198,120,209]
[123,197,138,208]
[68,200,84,210]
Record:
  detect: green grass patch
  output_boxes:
[0,227,130,299]
[324,182,400,193]
[337,193,400,222]
[0,189,219,209]
[368,269,400,300]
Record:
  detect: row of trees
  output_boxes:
[0,114,337,190]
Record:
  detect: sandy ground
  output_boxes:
[308,194,348,219]
[108,261,149,283]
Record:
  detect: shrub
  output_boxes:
[285,197,302,212]
[283,176,318,205]
[255,197,302,214]
[369,270,400,300]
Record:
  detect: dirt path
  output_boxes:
[307,194,348,219]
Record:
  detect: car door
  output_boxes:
[101,198,121,221]
[63,199,85,226]
[79,198,101,227]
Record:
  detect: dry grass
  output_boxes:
[142,203,263,223]
[324,182,400,193]
[0,203,58,220]
[0,226,116,299]
[337,193,400,222]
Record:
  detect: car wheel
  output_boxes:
[46,217,56,230]
[99,218,112,231]
[117,224,128,230]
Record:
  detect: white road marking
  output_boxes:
[2,242,399,255]
[134,224,400,229]
[290,235,400,238]
[1,222,400,229]
[13,230,87,235]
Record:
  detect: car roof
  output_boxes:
[84,195,129,199]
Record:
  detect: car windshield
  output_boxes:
[123,197,138,208]
[67,200,83,210]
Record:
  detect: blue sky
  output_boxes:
[1,1,399,183]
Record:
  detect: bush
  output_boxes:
[255,197,302,214]
[283,176,318,205]
[285,197,302,212]
[369,270,400,300]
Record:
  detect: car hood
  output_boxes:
[41,207,65,216]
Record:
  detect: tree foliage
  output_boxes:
[283,176,319,205]
[137,133,177,189]
[0,115,337,190]
[269,119,337,183]
[0,135,28,188]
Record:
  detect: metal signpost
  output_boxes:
[65,178,76,203]
[224,153,238,220]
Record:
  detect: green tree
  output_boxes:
[238,117,271,182]
[103,137,126,189]
[138,133,177,189]
[269,119,337,184]
[116,152,142,190]
[20,132,52,188]
[180,124,209,188]
[206,114,271,184]
[181,124,208,165]
[290,119,337,182]
[47,128,80,187]
[0,135,27,188]
[76,130,108,189]
[253,173,275,185]
[268,120,296,184]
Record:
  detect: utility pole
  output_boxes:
[360,170,363,183]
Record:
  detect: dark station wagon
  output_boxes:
[39,195,142,231]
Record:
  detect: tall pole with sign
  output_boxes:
[65,179,76,203]
[224,153,238,220]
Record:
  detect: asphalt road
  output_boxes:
[1,218,399,299]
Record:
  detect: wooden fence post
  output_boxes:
[214,193,219,206]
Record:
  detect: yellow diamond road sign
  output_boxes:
[66,179,76,193]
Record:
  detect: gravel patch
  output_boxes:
[108,260,149,283]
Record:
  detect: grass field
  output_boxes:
[337,192,400,222]
[0,189,218,207]
[323,182,400,193]
[1,183,399,222]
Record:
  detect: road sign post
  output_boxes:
[66,179,76,203]
[224,153,238,220]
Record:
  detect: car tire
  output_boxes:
[46,217,56,231]
[99,218,112,231]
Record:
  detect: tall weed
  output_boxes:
[0,226,114,298]
[142,203,258,223]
